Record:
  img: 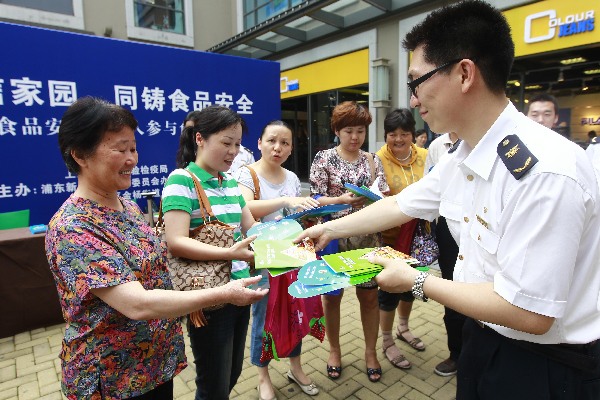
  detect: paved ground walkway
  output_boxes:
[0,267,457,400]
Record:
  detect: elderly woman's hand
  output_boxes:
[223,276,269,306]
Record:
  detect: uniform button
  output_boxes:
[464,217,469,223]
[458,255,464,260]
[467,175,474,181]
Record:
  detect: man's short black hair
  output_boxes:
[403,0,514,94]
[528,93,559,114]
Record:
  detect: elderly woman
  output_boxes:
[45,97,266,400]
[375,108,428,370]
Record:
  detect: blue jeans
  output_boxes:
[188,304,250,400]
[250,293,301,367]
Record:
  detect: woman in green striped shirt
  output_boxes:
[161,106,259,400]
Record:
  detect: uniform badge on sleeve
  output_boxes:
[497,135,538,180]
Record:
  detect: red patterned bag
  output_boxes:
[260,269,325,362]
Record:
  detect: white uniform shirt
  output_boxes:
[586,139,600,189]
[228,146,255,174]
[424,133,454,174]
[397,102,600,344]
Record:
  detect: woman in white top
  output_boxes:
[234,120,320,400]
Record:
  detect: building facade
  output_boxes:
[2,0,599,180]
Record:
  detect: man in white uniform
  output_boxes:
[297,1,600,399]
[424,131,464,377]
[228,145,255,174]
[587,136,600,186]
[424,132,459,174]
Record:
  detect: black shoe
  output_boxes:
[434,358,457,377]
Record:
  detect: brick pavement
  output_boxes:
[0,269,457,400]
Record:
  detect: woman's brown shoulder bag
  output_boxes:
[156,169,236,327]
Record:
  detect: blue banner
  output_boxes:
[0,22,280,225]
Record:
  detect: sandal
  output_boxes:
[382,341,411,369]
[397,328,426,351]
[366,367,382,383]
[326,364,342,380]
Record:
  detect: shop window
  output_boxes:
[243,0,303,30]
[126,0,193,47]
[0,0,83,30]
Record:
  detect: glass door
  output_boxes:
[282,97,309,180]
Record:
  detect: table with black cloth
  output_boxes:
[0,227,63,338]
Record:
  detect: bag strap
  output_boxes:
[244,165,261,200]
[365,152,376,186]
[155,169,212,227]
[156,201,165,229]
[183,169,215,221]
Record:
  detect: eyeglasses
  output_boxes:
[407,59,462,98]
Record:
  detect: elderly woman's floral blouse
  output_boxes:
[45,194,186,400]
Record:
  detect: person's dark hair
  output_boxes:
[588,130,597,140]
[58,96,138,174]
[176,105,247,168]
[330,101,372,132]
[184,110,203,126]
[260,120,293,139]
[403,0,514,94]
[528,93,559,114]
[384,108,416,141]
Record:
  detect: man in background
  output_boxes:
[424,132,464,377]
[526,93,559,129]
[228,145,255,174]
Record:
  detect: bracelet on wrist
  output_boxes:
[412,271,429,302]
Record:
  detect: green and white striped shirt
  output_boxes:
[161,161,249,278]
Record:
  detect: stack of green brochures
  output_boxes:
[249,219,317,276]
[288,246,425,298]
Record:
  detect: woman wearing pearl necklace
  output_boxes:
[375,108,428,370]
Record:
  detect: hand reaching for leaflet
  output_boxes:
[286,196,321,211]
[229,235,256,263]
[338,192,368,209]
[223,275,269,306]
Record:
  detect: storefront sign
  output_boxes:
[581,117,600,126]
[280,49,368,99]
[505,0,599,57]
[280,77,299,93]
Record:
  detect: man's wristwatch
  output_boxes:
[412,271,429,302]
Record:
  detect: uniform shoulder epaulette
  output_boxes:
[242,145,253,154]
[448,139,462,153]
[497,134,538,180]
[590,136,599,145]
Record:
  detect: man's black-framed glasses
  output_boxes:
[407,58,462,98]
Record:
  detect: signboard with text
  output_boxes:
[0,22,280,225]
[504,0,599,57]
